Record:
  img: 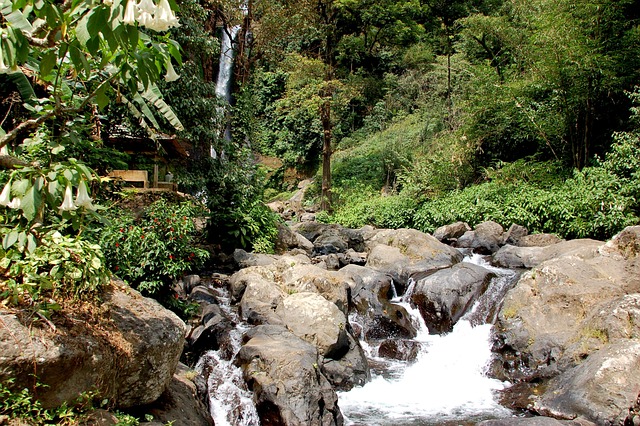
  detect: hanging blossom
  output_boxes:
[164,58,179,82]
[0,35,9,74]
[122,0,180,31]
[0,181,11,207]
[59,185,77,212]
[75,181,95,210]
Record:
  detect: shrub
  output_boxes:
[99,199,209,302]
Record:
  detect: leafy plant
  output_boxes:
[0,379,96,425]
[99,198,209,303]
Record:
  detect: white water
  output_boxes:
[215,25,240,102]
[195,286,260,426]
[338,255,515,425]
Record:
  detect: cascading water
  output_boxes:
[195,286,260,426]
[338,255,518,425]
[212,25,240,157]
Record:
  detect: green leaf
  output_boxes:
[39,51,57,78]
[4,8,33,33]
[141,85,184,131]
[2,231,19,250]
[6,71,36,101]
[21,183,43,221]
[133,92,160,129]
[76,12,92,47]
[95,83,110,110]
[26,234,37,253]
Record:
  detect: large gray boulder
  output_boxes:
[338,264,417,340]
[534,340,640,424]
[276,292,349,358]
[365,228,463,285]
[492,239,603,269]
[493,226,640,423]
[280,264,350,314]
[433,221,471,243]
[0,281,186,409]
[235,325,344,426]
[411,262,495,334]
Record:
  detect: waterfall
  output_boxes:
[212,25,240,157]
[215,25,240,102]
[338,255,518,425]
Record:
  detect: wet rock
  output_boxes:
[378,339,421,361]
[235,325,344,426]
[174,275,201,297]
[411,262,494,334]
[321,332,370,391]
[433,221,471,243]
[238,275,285,325]
[136,363,213,426]
[188,286,218,306]
[0,281,186,409]
[338,264,417,339]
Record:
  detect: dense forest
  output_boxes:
[1,0,639,313]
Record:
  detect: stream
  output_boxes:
[196,254,520,425]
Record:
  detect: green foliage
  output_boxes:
[0,379,95,425]
[100,198,209,299]
[1,230,109,310]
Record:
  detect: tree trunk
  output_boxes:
[320,99,332,211]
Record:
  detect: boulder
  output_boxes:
[138,363,213,426]
[338,264,417,340]
[292,222,365,252]
[0,281,186,409]
[377,339,421,362]
[238,275,285,325]
[233,248,279,268]
[455,221,504,254]
[276,292,349,358]
[492,239,603,269]
[504,224,529,246]
[274,222,314,254]
[365,228,463,285]
[433,221,471,243]
[517,233,563,247]
[411,262,495,334]
[600,225,640,260]
[280,264,350,314]
[494,236,640,381]
[235,325,343,426]
[534,341,640,425]
[320,332,370,391]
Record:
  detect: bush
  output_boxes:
[99,198,209,303]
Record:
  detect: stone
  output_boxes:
[365,228,463,285]
[492,239,603,269]
[504,224,529,246]
[233,248,279,268]
[276,292,349,358]
[517,233,563,247]
[377,339,421,361]
[274,222,314,254]
[534,341,640,425]
[320,332,370,391]
[433,221,471,243]
[0,281,185,409]
[338,264,417,339]
[471,221,505,254]
[235,325,343,426]
[188,286,218,306]
[411,262,495,334]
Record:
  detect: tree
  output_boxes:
[1,0,183,250]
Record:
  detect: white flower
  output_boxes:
[103,0,113,6]
[123,0,137,25]
[7,198,21,210]
[59,185,77,212]
[164,59,179,82]
[0,45,9,74]
[0,182,11,206]
[157,0,179,28]
[138,11,154,27]
[137,0,156,14]
[75,180,95,210]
